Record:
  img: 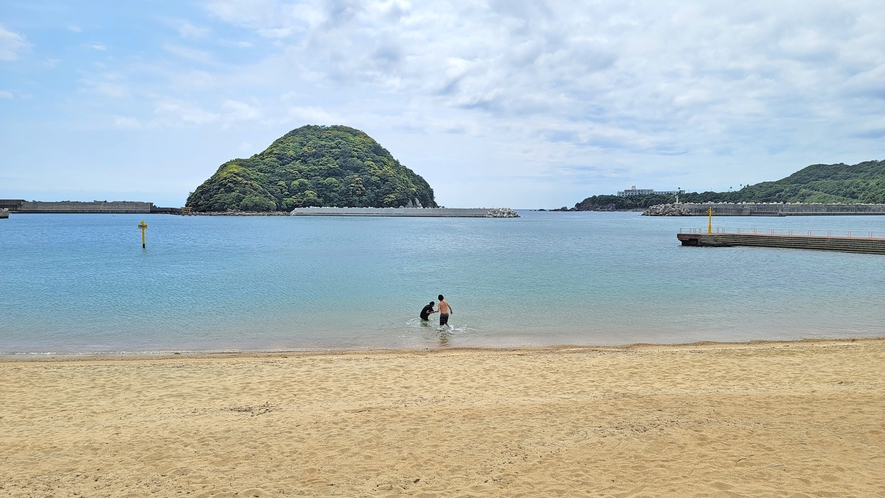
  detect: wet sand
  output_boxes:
[1,339,883,497]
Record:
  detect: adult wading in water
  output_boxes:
[437,294,453,329]
[420,301,437,321]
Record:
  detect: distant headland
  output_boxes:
[643,202,885,216]
[558,159,885,213]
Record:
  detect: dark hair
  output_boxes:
[429,301,435,305]
[438,294,444,300]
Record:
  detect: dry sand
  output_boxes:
[1,339,883,497]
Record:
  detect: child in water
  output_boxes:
[437,294,453,329]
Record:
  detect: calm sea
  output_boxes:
[1,211,883,355]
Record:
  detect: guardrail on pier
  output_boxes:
[679,228,885,240]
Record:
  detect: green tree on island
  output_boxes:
[186,125,438,212]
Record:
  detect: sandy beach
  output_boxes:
[1,339,883,497]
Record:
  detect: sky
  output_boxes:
[1,0,883,209]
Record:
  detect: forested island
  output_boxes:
[186,125,437,212]
[564,159,885,211]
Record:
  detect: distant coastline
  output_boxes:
[0,200,519,218]
[8,198,885,217]
[562,160,885,212]
[642,202,885,216]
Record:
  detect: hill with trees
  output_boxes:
[569,159,885,211]
[186,125,437,212]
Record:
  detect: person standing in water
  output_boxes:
[437,294,453,329]
[419,301,437,321]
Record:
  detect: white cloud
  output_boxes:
[219,39,254,48]
[223,100,262,122]
[205,0,293,29]
[162,44,213,64]
[80,72,130,98]
[285,105,336,124]
[0,90,12,99]
[257,27,295,39]
[90,44,107,51]
[44,58,61,68]
[192,1,883,152]
[0,24,29,61]
[154,101,220,126]
[93,82,128,98]
[178,22,210,39]
[114,116,141,129]
[171,70,216,92]
[68,25,82,33]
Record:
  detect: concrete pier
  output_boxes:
[677,232,885,255]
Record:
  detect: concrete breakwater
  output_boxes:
[644,202,885,216]
[189,211,291,216]
[0,200,180,214]
[290,207,519,218]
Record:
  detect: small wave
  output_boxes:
[437,324,475,334]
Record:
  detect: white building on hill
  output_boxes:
[617,186,684,197]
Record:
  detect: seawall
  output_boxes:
[290,207,519,218]
[0,200,180,214]
[645,203,885,216]
[19,201,153,213]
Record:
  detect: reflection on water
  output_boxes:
[437,329,450,347]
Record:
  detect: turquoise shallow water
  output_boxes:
[1,211,882,354]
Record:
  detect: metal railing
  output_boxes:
[679,228,885,239]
